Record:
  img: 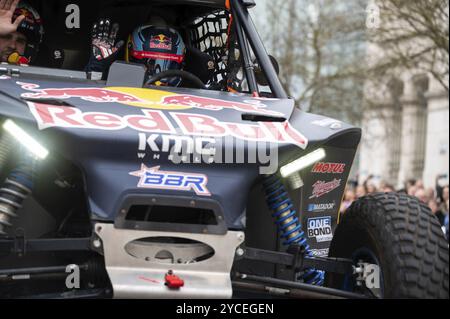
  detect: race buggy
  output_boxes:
[0,0,448,299]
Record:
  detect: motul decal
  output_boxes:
[28,103,308,149]
[311,162,345,174]
[309,179,341,199]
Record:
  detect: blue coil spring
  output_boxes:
[0,154,36,236]
[262,175,324,285]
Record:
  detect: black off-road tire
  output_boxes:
[326,192,449,298]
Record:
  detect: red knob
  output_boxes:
[165,273,184,289]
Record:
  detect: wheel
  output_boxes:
[326,192,449,299]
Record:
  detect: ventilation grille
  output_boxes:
[126,205,218,226]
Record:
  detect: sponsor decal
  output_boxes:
[19,82,143,103]
[307,216,333,243]
[137,133,216,162]
[129,164,210,196]
[18,82,282,116]
[307,202,336,212]
[161,95,283,116]
[150,34,172,50]
[27,103,308,149]
[309,178,341,199]
[310,248,329,257]
[312,162,345,174]
[131,50,184,63]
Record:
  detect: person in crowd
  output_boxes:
[415,179,425,189]
[405,179,416,191]
[429,199,446,226]
[382,183,395,193]
[408,185,418,196]
[425,187,435,202]
[414,188,428,203]
[444,214,449,242]
[340,188,356,213]
[366,183,377,194]
[355,185,367,198]
[441,185,449,205]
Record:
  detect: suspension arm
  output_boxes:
[239,246,354,275]
[0,237,92,255]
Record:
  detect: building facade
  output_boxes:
[359,74,449,189]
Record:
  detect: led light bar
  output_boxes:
[280,148,326,178]
[3,119,49,160]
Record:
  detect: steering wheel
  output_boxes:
[145,70,207,89]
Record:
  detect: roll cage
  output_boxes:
[1,0,287,98]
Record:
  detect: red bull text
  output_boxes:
[28,103,308,149]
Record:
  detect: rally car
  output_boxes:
[0,0,448,299]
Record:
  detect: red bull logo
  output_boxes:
[27,103,308,149]
[14,8,40,24]
[18,82,143,103]
[18,82,285,117]
[162,95,284,116]
[150,34,172,50]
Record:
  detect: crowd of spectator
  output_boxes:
[341,176,449,239]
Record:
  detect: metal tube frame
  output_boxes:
[231,0,288,99]
[231,4,259,95]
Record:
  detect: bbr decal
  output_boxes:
[129,164,210,196]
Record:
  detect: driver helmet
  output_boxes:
[13,1,44,63]
[125,24,186,86]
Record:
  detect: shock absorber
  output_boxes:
[0,132,13,174]
[0,155,36,236]
[262,175,324,285]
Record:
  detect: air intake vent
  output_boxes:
[126,205,218,226]
[115,195,227,235]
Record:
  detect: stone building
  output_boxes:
[359,73,449,189]
[359,1,449,190]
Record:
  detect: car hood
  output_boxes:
[0,75,359,228]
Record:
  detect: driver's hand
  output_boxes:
[86,18,124,76]
[91,19,124,61]
[0,0,24,36]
